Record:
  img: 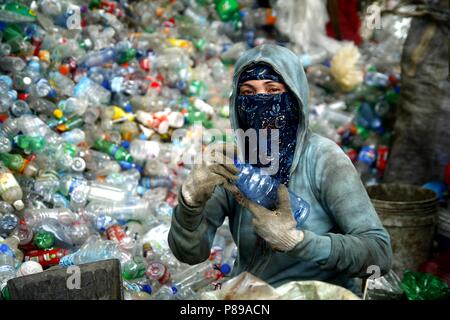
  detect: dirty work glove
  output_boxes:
[181,143,239,209]
[224,183,305,252]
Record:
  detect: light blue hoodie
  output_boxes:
[168,44,392,292]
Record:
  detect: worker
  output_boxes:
[168,44,392,293]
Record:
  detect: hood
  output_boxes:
[229,44,310,174]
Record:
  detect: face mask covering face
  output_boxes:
[236,65,300,185]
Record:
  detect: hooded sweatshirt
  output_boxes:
[168,44,392,291]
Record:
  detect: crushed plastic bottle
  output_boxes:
[235,162,310,229]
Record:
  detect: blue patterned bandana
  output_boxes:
[238,63,284,85]
[237,90,299,184]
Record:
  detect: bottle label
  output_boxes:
[358,146,377,166]
[0,265,15,274]
[67,176,85,196]
[106,225,127,242]
[25,248,69,267]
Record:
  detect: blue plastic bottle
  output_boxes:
[234,162,310,229]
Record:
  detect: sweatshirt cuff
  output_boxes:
[174,191,205,231]
[287,230,332,265]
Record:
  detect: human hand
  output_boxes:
[224,183,304,252]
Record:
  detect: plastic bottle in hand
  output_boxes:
[234,163,310,229]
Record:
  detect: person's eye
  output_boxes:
[268,87,282,93]
[241,90,254,95]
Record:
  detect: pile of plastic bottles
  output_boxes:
[307,56,401,186]
[0,0,410,300]
[0,0,274,300]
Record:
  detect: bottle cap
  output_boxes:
[141,284,152,295]
[33,231,55,249]
[220,263,231,275]
[71,157,86,172]
[13,200,24,211]
[53,109,64,119]
[124,103,133,113]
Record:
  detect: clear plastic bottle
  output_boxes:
[0,162,24,210]
[10,100,31,117]
[0,244,16,293]
[12,222,33,247]
[28,97,57,115]
[0,201,14,214]
[105,169,141,194]
[0,213,19,237]
[48,71,75,97]
[17,114,60,141]
[356,103,384,134]
[60,128,86,145]
[24,207,78,228]
[139,176,172,190]
[129,140,160,162]
[152,285,176,300]
[0,56,26,72]
[86,198,150,221]
[171,261,224,294]
[3,235,23,262]
[73,77,111,106]
[30,78,54,98]
[59,175,127,203]
[235,163,310,229]
[355,144,377,184]
[57,97,89,118]
[59,235,127,267]
[80,47,118,68]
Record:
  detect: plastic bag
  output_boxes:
[200,272,360,300]
[330,44,364,92]
[384,4,450,185]
[364,269,404,300]
[273,0,343,55]
[400,270,450,300]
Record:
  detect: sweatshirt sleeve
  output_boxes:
[168,186,232,265]
[287,139,393,277]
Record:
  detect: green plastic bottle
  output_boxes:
[188,80,206,97]
[0,153,38,176]
[93,137,133,163]
[215,0,240,22]
[122,256,147,280]
[0,2,36,23]
[64,143,78,158]
[56,116,84,132]
[118,48,136,64]
[14,135,46,154]
[89,0,102,9]
[385,89,400,105]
